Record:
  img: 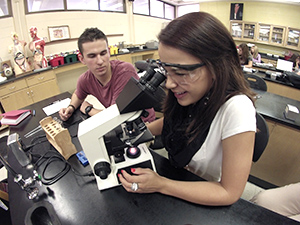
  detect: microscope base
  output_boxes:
[95,143,156,191]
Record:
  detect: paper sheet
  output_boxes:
[42,98,71,116]
[0,167,7,182]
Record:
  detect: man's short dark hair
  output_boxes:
[78,28,108,54]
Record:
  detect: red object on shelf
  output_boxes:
[49,56,64,67]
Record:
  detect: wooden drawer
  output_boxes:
[26,70,56,86]
[116,54,132,64]
[266,80,300,101]
[0,79,27,96]
[0,88,33,112]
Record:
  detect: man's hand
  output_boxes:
[59,105,75,121]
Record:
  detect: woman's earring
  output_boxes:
[204,96,210,106]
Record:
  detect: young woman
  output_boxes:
[238,43,253,68]
[118,12,257,206]
[251,45,261,63]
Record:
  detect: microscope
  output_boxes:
[78,60,166,190]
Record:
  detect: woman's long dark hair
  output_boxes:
[239,43,250,65]
[158,12,256,142]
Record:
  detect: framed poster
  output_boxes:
[48,25,70,41]
[230,3,243,20]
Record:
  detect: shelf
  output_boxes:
[45,34,124,46]
[230,21,300,51]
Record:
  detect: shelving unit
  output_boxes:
[257,24,271,43]
[230,21,243,39]
[243,22,256,41]
[285,28,300,49]
[230,21,300,51]
[271,26,285,45]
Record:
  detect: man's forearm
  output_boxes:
[69,92,84,109]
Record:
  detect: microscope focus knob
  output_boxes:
[94,162,111,179]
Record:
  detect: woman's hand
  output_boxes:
[118,168,164,193]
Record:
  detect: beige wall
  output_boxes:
[0,1,169,67]
[200,1,300,30]
[200,1,300,55]
[2,1,300,67]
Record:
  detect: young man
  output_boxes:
[59,28,155,122]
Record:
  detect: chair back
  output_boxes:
[244,74,267,91]
[253,112,269,162]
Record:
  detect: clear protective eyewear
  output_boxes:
[156,59,206,84]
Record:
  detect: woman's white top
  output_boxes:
[186,94,256,181]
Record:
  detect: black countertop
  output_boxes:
[254,89,300,130]
[7,93,299,225]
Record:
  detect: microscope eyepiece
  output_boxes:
[145,71,166,92]
[139,66,156,85]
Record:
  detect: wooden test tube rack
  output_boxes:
[39,116,77,160]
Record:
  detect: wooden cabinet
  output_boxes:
[25,70,56,86]
[230,21,300,50]
[29,79,60,103]
[0,79,27,97]
[265,80,300,101]
[111,50,159,66]
[251,120,300,186]
[231,21,256,41]
[230,20,243,39]
[256,23,271,44]
[270,26,286,46]
[285,27,300,50]
[256,23,285,46]
[116,54,132,64]
[0,88,33,112]
[0,70,60,112]
[243,22,256,41]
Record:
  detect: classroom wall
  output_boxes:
[0,1,169,67]
[200,1,300,55]
[1,1,300,68]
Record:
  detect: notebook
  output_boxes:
[0,109,31,126]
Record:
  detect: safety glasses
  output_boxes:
[156,60,206,84]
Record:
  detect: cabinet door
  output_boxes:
[270,26,285,46]
[26,70,56,86]
[230,21,243,39]
[0,79,27,97]
[257,24,271,43]
[243,23,256,41]
[0,89,33,112]
[29,79,61,103]
[153,51,159,60]
[116,54,132,64]
[285,28,300,49]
